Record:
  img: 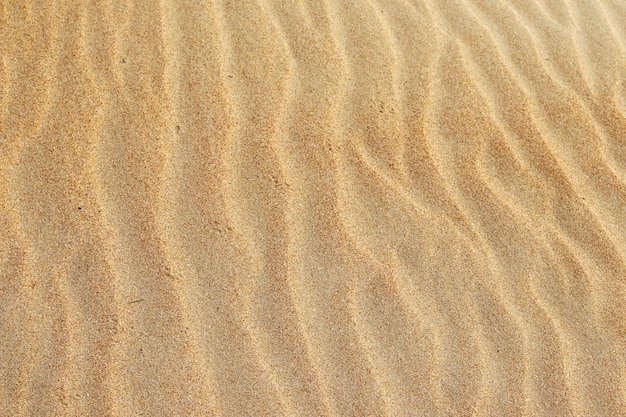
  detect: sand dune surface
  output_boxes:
[1,0,626,415]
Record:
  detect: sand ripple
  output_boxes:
[1,0,625,415]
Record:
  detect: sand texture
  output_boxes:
[1,0,626,416]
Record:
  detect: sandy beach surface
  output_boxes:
[1,0,626,415]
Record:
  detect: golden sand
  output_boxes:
[1,0,625,415]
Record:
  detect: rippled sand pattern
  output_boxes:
[1,0,626,416]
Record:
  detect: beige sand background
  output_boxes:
[1,0,626,416]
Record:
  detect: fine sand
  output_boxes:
[1,0,626,416]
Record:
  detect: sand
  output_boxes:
[1,0,625,415]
